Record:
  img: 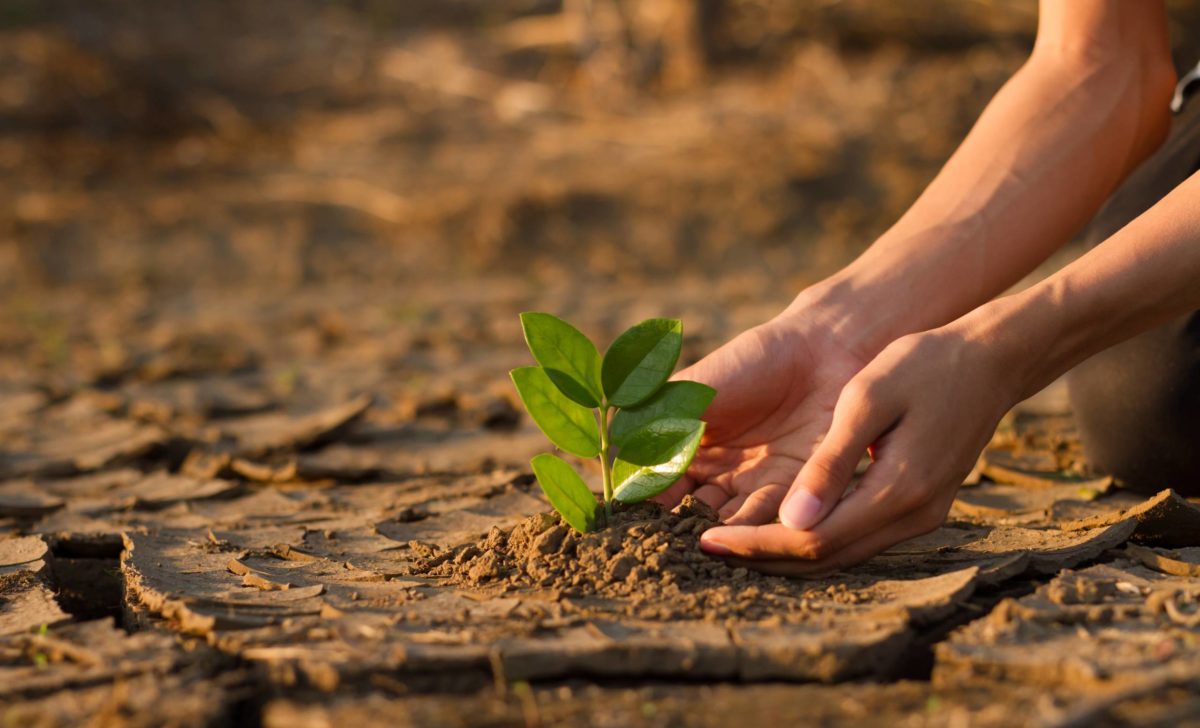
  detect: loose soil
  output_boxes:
[416,496,814,621]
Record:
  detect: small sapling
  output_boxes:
[511,313,715,532]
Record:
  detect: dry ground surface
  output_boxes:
[6,1,1200,725]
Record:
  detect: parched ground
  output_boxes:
[5,2,1200,725]
[6,284,1200,726]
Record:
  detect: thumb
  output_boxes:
[780,380,897,530]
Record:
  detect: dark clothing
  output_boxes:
[1065,80,1200,494]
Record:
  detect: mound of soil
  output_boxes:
[414,495,848,621]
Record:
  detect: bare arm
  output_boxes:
[711,168,1200,575]
[797,0,1176,361]
[683,0,1189,568]
[976,170,1200,400]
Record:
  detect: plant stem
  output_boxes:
[598,405,613,522]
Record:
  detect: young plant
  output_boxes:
[511,312,716,532]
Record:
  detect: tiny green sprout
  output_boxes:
[33,623,49,668]
[511,313,715,532]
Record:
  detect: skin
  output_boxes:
[656,0,1198,575]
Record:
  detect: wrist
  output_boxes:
[780,258,928,362]
[946,281,1074,402]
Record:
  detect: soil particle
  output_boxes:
[1045,575,1119,606]
[467,551,501,582]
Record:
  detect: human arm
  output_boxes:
[796,0,1176,362]
[661,0,1177,531]
[700,169,1200,574]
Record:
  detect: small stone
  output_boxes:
[468,551,500,582]
[533,525,567,555]
[671,517,698,535]
[666,564,696,582]
[532,512,558,534]
[454,545,481,564]
[606,553,637,582]
[483,526,506,549]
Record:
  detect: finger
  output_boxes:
[717,492,748,521]
[700,522,823,560]
[715,503,946,576]
[686,446,748,483]
[709,452,802,524]
[702,434,925,560]
[723,482,789,526]
[693,483,733,511]
[654,444,749,508]
[652,475,696,508]
[778,378,900,531]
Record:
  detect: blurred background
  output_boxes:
[3,0,1200,462]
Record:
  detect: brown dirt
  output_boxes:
[415,495,812,621]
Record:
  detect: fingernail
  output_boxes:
[699,533,732,556]
[780,489,822,530]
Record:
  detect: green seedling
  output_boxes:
[32,623,48,668]
[511,312,715,532]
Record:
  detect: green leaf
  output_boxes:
[511,367,600,458]
[519,312,603,408]
[610,381,716,448]
[530,453,599,533]
[601,318,683,408]
[614,417,705,466]
[612,419,705,503]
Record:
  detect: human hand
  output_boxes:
[696,324,1019,575]
[653,304,872,526]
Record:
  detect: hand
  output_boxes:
[654,306,871,526]
[698,325,1019,575]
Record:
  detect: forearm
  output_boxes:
[791,2,1174,359]
[963,171,1200,399]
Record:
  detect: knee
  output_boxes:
[1067,323,1200,495]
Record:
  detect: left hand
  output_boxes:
[698,325,1020,575]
